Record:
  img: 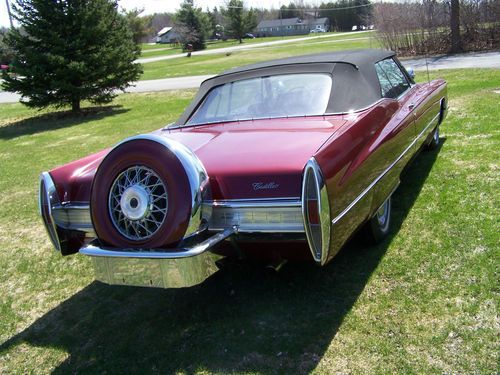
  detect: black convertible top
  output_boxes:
[221,49,394,76]
[176,49,396,125]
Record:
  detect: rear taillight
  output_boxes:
[301,158,331,265]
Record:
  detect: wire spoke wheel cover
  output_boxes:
[90,138,195,249]
[109,166,168,240]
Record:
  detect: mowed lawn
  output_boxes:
[0,69,498,373]
[140,32,378,80]
[139,31,374,59]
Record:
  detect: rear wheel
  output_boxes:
[363,195,392,244]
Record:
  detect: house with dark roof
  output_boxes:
[256,17,329,37]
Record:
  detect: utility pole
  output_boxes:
[5,0,14,28]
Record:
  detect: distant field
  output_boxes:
[140,33,378,80]
[139,31,373,59]
[0,69,498,373]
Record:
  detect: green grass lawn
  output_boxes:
[0,69,498,373]
[139,31,374,59]
[140,35,378,80]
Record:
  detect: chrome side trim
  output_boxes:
[80,226,237,259]
[207,197,301,205]
[49,197,306,238]
[51,204,94,233]
[324,98,385,116]
[39,172,62,251]
[301,158,331,265]
[332,112,440,225]
[204,199,304,233]
[112,134,210,237]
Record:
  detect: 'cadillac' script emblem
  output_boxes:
[252,182,279,190]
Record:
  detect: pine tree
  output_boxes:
[175,1,210,51]
[124,8,153,45]
[223,0,257,44]
[2,0,142,113]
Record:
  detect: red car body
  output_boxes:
[39,50,447,288]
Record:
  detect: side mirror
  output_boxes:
[406,67,415,80]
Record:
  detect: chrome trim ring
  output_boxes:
[108,166,168,241]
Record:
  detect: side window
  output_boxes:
[375,58,411,99]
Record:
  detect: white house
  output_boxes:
[156,27,180,44]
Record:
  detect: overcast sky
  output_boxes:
[1,0,324,28]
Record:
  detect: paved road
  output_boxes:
[0,75,214,103]
[1,51,498,104]
[401,51,500,71]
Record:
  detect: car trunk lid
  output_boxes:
[157,117,345,199]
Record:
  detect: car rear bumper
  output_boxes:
[79,227,237,288]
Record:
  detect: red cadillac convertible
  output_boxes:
[39,49,447,288]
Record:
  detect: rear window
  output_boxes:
[187,73,332,125]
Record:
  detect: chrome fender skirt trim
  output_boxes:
[301,158,331,265]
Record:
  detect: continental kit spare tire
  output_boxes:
[90,135,208,249]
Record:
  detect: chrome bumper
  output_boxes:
[80,226,237,258]
[80,227,237,288]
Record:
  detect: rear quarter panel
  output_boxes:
[412,79,448,149]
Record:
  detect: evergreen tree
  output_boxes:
[280,2,301,18]
[124,8,153,45]
[175,1,210,51]
[223,0,258,43]
[0,28,15,64]
[2,0,142,113]
[319,0,371,31]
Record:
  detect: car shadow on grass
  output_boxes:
[0,140,445,373]
[0,106,129,140]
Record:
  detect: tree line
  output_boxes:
[138,0,372,49]
[373,0,499,56]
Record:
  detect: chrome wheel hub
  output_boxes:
[376,199,389,227]
[120,185,149,220]
[108,166,168,240]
